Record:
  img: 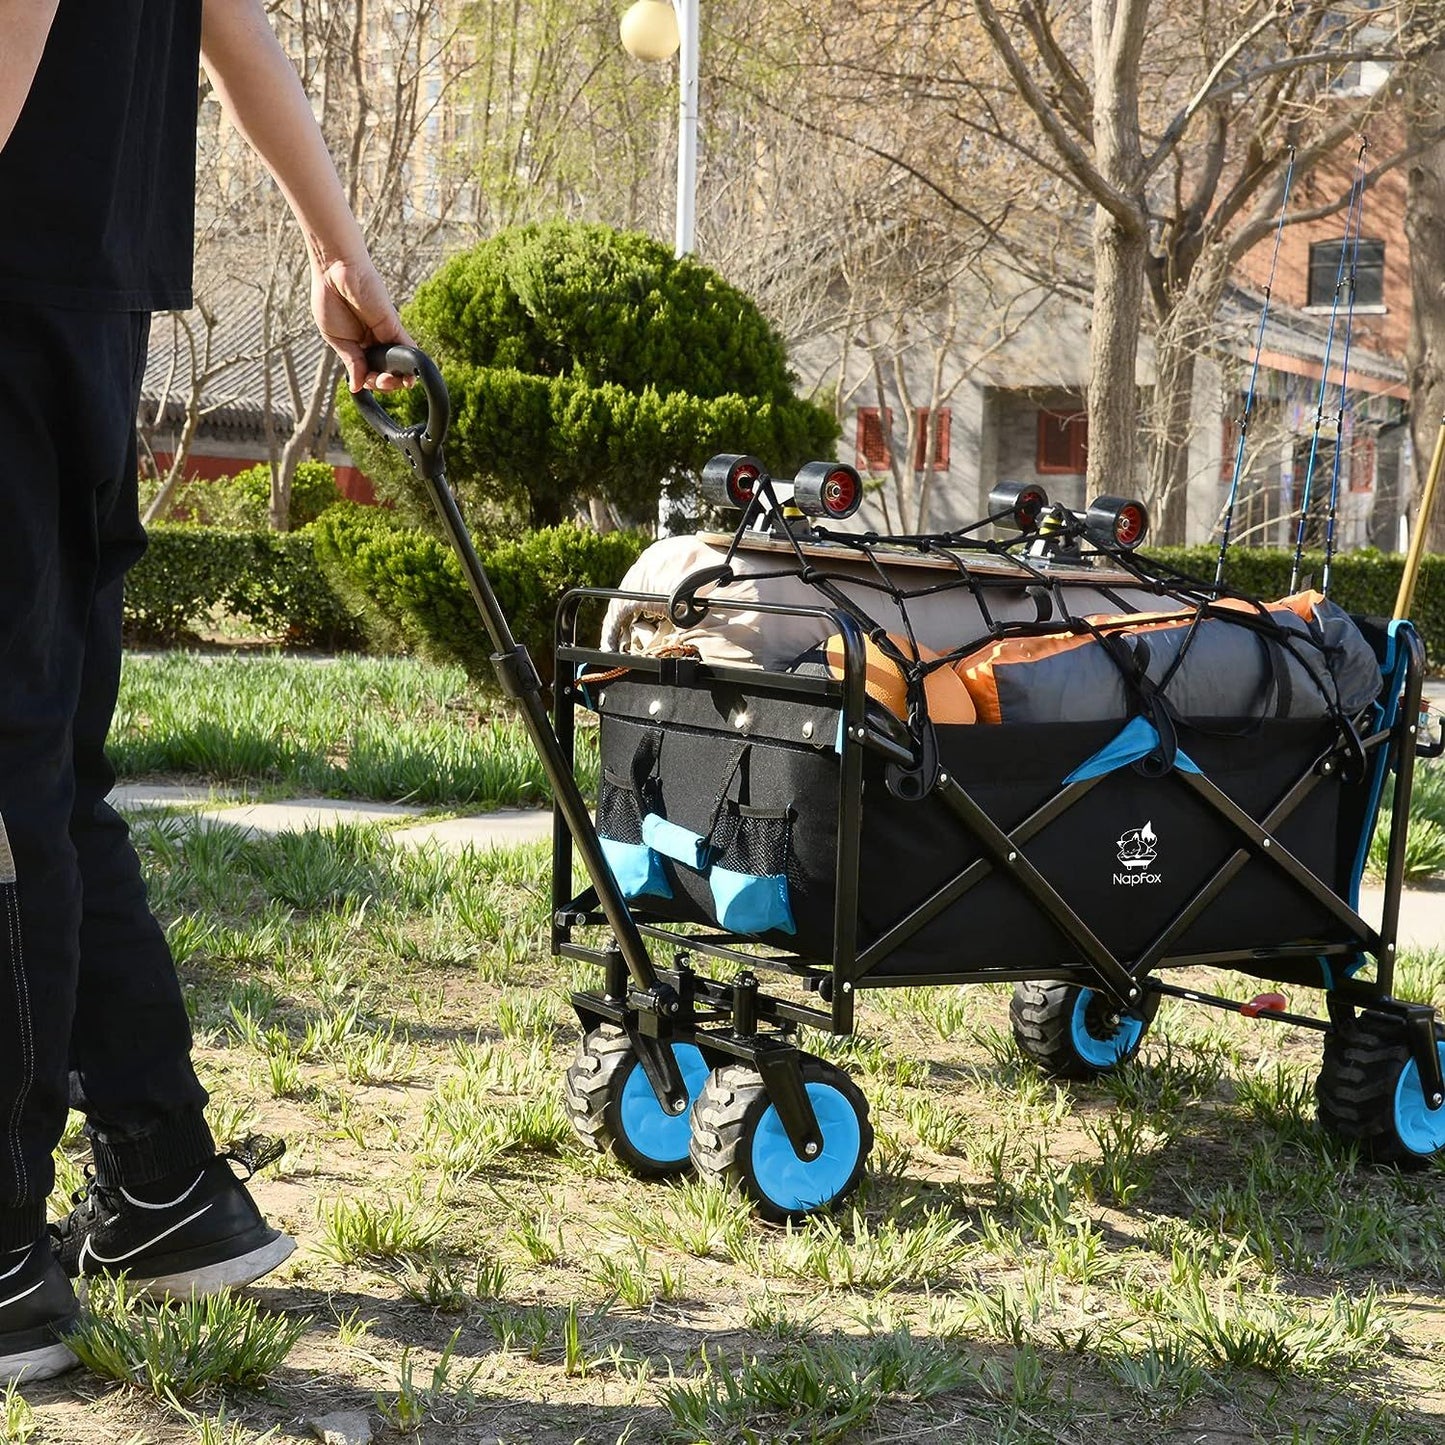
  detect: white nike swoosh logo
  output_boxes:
[119,1173,206,1212]
[0,1278,45,1312]
[78,1203,215,1268]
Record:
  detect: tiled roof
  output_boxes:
[1215,280,1404,387]
[139,279,338,443]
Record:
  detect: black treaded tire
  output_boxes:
[1317,1008,1445,1168]
[689,1056,873,1223]
[563,1026,697,1179]
[1010,980,1159,1080]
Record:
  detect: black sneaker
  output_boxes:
[53,1138,295,1299]
[0,1237,80,1384]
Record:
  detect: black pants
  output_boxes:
[0,303,212,1252]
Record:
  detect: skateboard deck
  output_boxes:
[698,530,1142,587]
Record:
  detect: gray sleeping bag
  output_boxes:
[952,597,1381,726]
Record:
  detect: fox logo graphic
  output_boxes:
[1116,821,1157,869]
[1114,821,1161,884]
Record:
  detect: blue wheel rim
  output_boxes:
[1394,1042,1445,1157]
[749,1081,862,1213]
[1070,988,1144,1069]
[617,1044,709,1165]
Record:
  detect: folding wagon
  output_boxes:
[357,346,1445,1222]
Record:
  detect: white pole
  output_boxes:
[674,0,699,257]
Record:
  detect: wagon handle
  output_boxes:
[353,343,677,1044]
[355,344,450,481]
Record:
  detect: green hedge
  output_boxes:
[1148,547,1444,666]
[313,504,648,685]
[124,524,364,648]
[150,461,342,529]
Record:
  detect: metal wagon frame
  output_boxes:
[357,345,1445,1221]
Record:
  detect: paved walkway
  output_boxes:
[108,783,554,849]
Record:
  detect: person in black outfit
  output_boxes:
[0,0,413,1383]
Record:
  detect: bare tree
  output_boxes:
[139,307,223,525]
[969,0,1445,540]
[1406,45,1445,552]
[755,0,1440,540]
[169,0,481,529]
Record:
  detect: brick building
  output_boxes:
[800,153,1412,551]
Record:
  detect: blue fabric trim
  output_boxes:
[641,813,712,871]
[710,866,796,935]
[599,836,672,900]
[1063,716,1204,783]
[1064,717,1158,783]
[1348,619,1409,908]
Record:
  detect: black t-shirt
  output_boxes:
[0,0,203,311]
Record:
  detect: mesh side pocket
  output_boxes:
[709,805,795,935]
[597,769,672,900]
[597,770,645,846]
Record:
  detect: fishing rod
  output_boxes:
[1320,140,1370,597]
[1215,147,1296,591]
[1289,140,1368,593]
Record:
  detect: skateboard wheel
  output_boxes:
[1084,496,1149,549]
[793,461,862,520]
[988,480,1049,531]
[701,454,767,510]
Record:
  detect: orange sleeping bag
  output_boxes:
[954,593,1380,726]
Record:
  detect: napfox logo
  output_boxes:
[1116,820,1158,871]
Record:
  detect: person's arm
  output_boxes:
[0,0,60,154]
[199,0,411,392]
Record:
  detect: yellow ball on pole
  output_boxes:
[620,0,680,61]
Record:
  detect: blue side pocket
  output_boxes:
[599,836,672,900]
[596,768,672,900]
[710,865,795,935]
[707,804,796,936]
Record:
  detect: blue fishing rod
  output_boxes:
[1290,140,1368,594]
[1320,140,1370,596]
[1215,147,1296,590]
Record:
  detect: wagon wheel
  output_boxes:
[563,1026,710,1178]
[1317,1009,1445,1168]
[689,1057,873,1223]
[1009,980,1158,1080]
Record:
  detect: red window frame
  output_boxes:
[913,407,952,472]
[1037,408,1088,474]
[1349,433,1376,493]
[856,406,893,471]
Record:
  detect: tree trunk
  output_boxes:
[1145,341,1195,544]
[270,351,339,531]
[1088,211,1147,497]
[1085,0,1150,501]
[1406,49,1445,552]
[1144,254,1227,544]
[141,379,204,526]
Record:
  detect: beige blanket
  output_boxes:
[602,535,1161,672]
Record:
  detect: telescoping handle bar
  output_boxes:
[354,345,683,1061]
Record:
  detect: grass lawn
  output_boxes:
[11,651,1445,1442]
[111,652,598,807]
[12,817,1445,1444]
